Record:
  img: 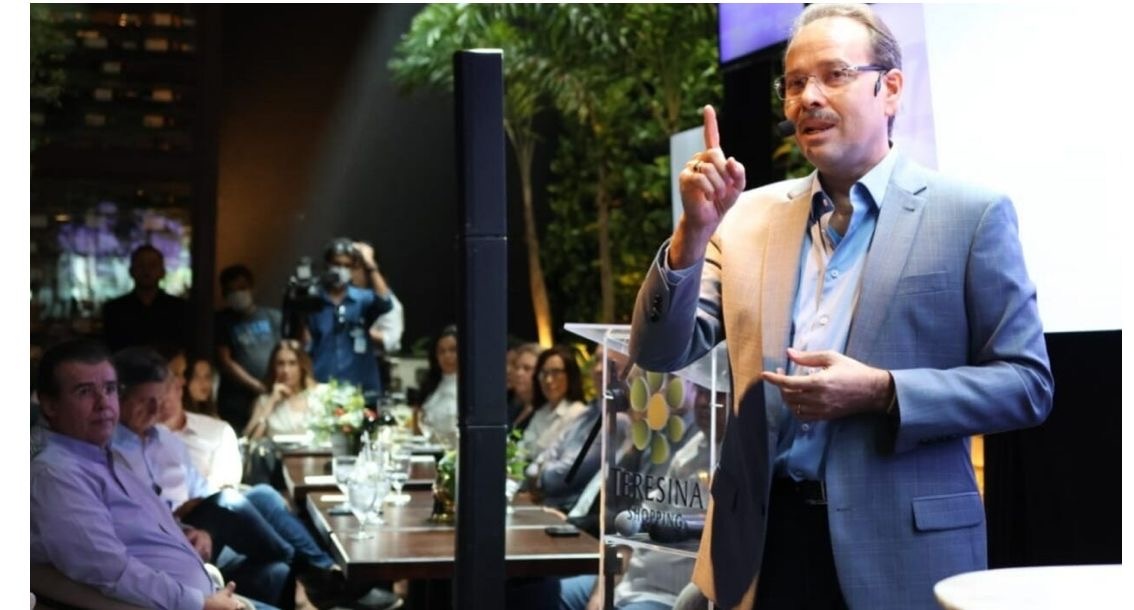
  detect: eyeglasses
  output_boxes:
[538,368,566,381]
[774,64,890,101]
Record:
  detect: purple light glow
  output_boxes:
[718,3,802,64]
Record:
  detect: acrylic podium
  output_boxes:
[565,323,730,610]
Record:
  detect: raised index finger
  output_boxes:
[703,105,720,150]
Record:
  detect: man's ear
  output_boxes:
[38,394,57,424]
[883,68,904,118]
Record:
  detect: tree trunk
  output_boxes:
[596,165,614,323]
[515,137,554,346]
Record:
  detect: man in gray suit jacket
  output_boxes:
[629,4,1053,609]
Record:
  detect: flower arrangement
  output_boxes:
[306,379,367,440]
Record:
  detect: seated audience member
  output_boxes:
[215,264,282,433]
[519,346,588,459]
[416,325,458,448]
[559,384,721,610]
[507,342,541,432]
[505,343,519,396]
[31,338,266,610]
[164,351,242,490]
[114,346,404,610]
[526,346,630,513]
[112,347,297,607]
[186,356,221,417]
[244,340,320,439]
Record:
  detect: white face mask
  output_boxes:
[226,289,254,312]
[325,265,352,288]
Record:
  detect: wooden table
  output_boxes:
[305,489,600,582]
[283,455,437,509]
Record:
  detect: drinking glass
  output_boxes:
[364,467,391,525]
[385,450,413,506]
[331,455,357,512]
[347,478,379,539]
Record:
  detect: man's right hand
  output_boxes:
[670,105,746,269]
[204,582,244,610]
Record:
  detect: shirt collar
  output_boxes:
[807,144,900,221]
[112,422,159,448]
[322,286,359,306]
[41,427,111,463]
[552,399,575,417]
[178,413,202,437]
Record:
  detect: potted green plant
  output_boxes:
[430,429,531,522]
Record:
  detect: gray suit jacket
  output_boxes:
[629,153,1053,610]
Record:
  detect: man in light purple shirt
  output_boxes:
[31,338,266,610]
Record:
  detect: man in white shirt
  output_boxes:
[168,407,243,490]
[163,351,243,488]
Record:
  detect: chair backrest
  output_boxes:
[30,564,150,610]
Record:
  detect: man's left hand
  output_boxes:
[762,348,893,421]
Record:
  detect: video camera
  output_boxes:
[282,257,326,314]
[281,256,341,339]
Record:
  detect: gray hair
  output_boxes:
[789,3,902,71]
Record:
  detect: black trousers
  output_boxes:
[753,479,848,610]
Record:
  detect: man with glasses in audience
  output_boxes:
[629,4,1052,609]
[31,339,265,610]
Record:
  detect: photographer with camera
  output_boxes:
[293,238,393,407]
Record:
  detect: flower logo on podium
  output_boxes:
[628,370,687,465]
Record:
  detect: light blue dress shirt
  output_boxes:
[661,148,898,483]
[31,428,214,610]
[774,148,897,481]
[113,423,213,512]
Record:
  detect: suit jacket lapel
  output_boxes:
[760,185,812,371]
[846,156,929,359]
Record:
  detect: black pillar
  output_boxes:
[720,51,781,189]
[452,49,508,609]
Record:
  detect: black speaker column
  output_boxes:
[453,49,508,609]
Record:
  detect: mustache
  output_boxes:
[797,109,839,124]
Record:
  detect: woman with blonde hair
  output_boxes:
[243,339,319,439]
